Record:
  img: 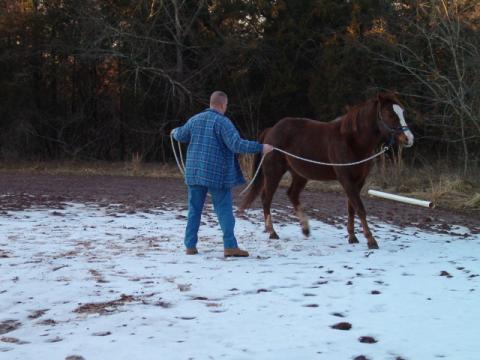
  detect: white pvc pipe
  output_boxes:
[368,189,435,208]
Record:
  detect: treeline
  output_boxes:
[0,0,479,173]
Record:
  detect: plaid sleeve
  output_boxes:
[173,119,192,143]
[216,117,263,154]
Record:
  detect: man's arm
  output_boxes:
[217,117,263,154]
[172,120,192,143]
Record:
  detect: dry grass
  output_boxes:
[366,160,480,211]
[240,153,480,211]
[239,153,256,179]
[0,159,183,179]
[464,193,480,208]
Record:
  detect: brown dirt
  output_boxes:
[0,320,21,335]
[27,310,48,320]
[0,173,479,236]
[331,322,352,330]
[73,294,138,315]
[359,336,378,344]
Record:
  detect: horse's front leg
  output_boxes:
[350,193,378,249]
[347,200,359,244]
[340,180,378,249]
[360,217,378,249]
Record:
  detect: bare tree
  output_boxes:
[370,0,480,174]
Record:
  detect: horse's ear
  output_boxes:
[377,92,388,103]
[378,91,400,105]
[340,107,359,135]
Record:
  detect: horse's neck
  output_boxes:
[352,103,382,154]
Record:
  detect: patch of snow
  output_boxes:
[0,203,479,360]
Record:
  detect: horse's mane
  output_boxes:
[339,92,401,135]
[339,100,372,135]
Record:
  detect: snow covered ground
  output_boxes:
[0,202,479,360]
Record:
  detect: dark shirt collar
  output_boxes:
[204,108,224,116]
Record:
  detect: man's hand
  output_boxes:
[262,144,274,155]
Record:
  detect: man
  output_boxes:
[172,91,273,257]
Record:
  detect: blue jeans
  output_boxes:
[185,185,238,249]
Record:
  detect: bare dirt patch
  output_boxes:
[28,309,49,320]
[359,336,378,344]
[0,173,478,236]
[73,294,138,315]
[0,320,21,335]
[65,356,85,360]
[331,322,352,330]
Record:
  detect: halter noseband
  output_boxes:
[376,102,410,147]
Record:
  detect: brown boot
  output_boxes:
[224,248,249,257]
[185,248,198,255]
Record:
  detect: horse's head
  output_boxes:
[376,93,414,148]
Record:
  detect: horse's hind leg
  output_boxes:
[287,173,310,237]
[261,157,286,239]
[347,200,359,244]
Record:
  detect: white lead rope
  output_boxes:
[170,131,389,195]
[239,146,390,195]
[273,146,390,167]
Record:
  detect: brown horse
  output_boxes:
[240,92,414,249]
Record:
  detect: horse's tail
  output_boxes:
[239,128,271,211]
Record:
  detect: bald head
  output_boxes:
[210,91,228,114]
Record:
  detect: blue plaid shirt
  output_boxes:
[173,108,263,189]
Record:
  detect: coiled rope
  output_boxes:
[170,131,185,175]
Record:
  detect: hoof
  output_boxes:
[348,235,359,244]
[368,241,379,250]
[302,228,310,237]
[269,232,279,240]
